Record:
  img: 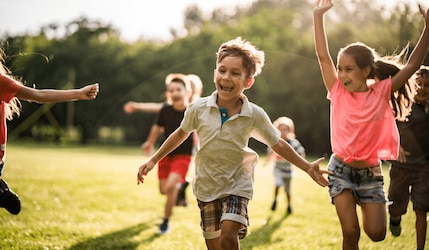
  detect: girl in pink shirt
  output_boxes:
[314,0,429,249]
[0,47,99,215]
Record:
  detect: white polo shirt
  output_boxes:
[181,91,280,202]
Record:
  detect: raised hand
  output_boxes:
[314,0,333,14]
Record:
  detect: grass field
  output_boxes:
[0,142,425,249]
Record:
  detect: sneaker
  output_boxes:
[287,205,292,214]
[0,179,21,215]
[159,219,170,234]
[271,200,277,211]
[238,227,247,240]
[389,218,401,237]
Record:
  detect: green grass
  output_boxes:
[0,142,424,249]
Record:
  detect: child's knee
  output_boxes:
[364,226,386,242]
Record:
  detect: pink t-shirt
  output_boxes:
[0,74,22,161]
[328,78,399,165]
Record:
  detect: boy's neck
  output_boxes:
[217,96,243,117]
[172,101,187,111]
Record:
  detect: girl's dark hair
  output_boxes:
[339,42,415,121]
[375,60,414,121]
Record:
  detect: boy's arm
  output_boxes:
[270,138,330,187]
[137,128,190,184]
[313,0,337,91]
[141,124,163,155]
[263,150,276,167]
[391,5,429,92]
[123,101,163,114]
[16,83,99,102]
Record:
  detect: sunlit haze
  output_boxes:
[0,0,423,42]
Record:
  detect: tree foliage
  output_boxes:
[2,0,427,155]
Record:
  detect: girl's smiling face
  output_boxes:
[337,54,370,92]
[214,56,253,103]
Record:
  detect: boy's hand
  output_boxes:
[306,157,333,187]
[137,161,155,184]
[123,101,136,114]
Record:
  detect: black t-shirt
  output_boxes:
[390,102,429,172]
[156,104,193,156]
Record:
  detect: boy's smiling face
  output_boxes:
[166,81,188,105]
[214,56,253,104]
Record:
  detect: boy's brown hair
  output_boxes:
[216,37,265,78]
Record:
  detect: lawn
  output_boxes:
[0,142,423,249]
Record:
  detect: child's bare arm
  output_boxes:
[141,124,163,155]
[271,139,331,187]
[391,5,429,92]
[16,83,99,102]
[123,101,163,114]
[137,128,190,184]
[313,0,337,91]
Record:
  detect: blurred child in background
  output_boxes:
[264,116,305,215]
[388,67,429,250]
[138,73,194,234]
[123,74,203,206]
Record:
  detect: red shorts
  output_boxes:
[158,155,191,183]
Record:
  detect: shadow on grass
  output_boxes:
[241,213,290,249]
[68,222,159,250]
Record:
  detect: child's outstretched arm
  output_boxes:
[270,139,332,187]
[314,0,337,91]
[141,124,163,155]
[16,83,99,102]
[137,128,190,184]
[123,101,163,114]
[391,4,429,92]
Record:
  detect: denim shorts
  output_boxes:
[328,155,386,204]
[197,195,249,239]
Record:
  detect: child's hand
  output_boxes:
[80,83,99,100]
[137,161,155,184]
[418,4,429,25]
[306,157,333,187]
[314,0,333,14]
[141,141,154,156]
[123,101,136,114]
[397,146,410,163]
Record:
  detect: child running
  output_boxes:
[137,37,330,250]
[0,47,99,215]
[313,0,429,249]
[123,74,203,206]
[388,67,429,250]
[264,116,305,215]
[139,73,194,234]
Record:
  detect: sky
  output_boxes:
[0,0,424,42]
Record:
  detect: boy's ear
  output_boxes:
[245,77,255,89]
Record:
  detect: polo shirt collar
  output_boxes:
[207,91,252,117]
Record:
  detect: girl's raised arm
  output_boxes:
[313,0,337,91]
[392,5,429,92]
